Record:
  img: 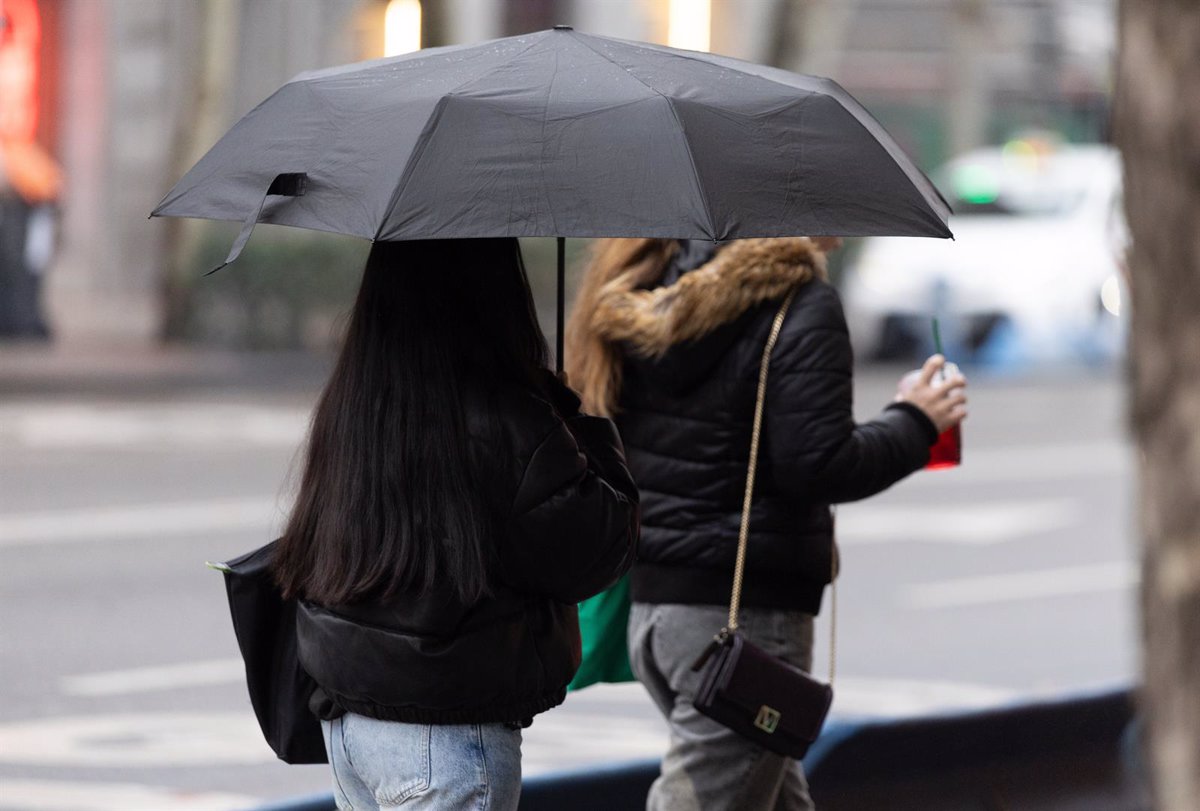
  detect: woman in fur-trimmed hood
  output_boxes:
[566,237,967,811]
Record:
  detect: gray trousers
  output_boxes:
[628,602,817,811]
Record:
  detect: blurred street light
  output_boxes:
[668,0,710,52]
[384,0,421,57]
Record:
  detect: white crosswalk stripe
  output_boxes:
[0,399,1131,484]
[903,561,1139,608]
[15,678,1029,781]
[0,402,309,449]
[0,498,282,547]
[838,497,1079,545]
[2,493,1084,549]
[0,713,275,768]
[896,440,1131,486]
[0,780,256,811]
[61,659,245,697]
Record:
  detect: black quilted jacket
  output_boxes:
[610,243,936,615]
[296,376,639,725]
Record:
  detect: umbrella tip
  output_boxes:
[553,25,573,31]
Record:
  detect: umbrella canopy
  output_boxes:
[151,27,951,243]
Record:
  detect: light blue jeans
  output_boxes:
[321,714,522,810]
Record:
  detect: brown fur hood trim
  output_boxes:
[590,237,831,357]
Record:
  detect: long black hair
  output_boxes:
[274,238,551,605]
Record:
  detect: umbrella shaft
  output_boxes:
[556,237,565,375]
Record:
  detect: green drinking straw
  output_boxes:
[932,317,948,383]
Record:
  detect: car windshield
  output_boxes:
[937,148,1097,217]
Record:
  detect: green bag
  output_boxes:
[568,573,635,690]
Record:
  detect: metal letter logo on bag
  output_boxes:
[754,705,781,734]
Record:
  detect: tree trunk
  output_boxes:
[159,0,237,341]
[948,0,990,156]
[1114,2,1200,809]
[767,0,857,74]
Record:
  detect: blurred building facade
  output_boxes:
[4,0,1114,346]
[23,0,365,344]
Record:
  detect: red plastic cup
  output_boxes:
[926,423,961,470]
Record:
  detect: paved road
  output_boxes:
[0,362,1136,810]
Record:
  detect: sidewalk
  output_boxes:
[0,343,333,398]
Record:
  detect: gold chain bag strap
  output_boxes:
[689,288,836,760]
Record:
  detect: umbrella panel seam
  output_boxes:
[373,36,548,241]
[569,33,717,240]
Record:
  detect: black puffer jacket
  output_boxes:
[595,239,936,616]
[296,376,639,725]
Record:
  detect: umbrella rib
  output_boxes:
[374,37,549,240]
[570,35,717,240]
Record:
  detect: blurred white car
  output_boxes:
[840,141,1127,363]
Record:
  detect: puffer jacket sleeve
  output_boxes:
[501,409,640,605]
[763,282,937,504]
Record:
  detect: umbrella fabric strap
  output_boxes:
[207,173,308,275]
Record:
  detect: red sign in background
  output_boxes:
[0,0,41,143]
[1,0,60,203]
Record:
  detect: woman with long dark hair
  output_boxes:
[566,237,966,811]
[275,238,639,811]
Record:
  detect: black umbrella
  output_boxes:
[152,27,952,368]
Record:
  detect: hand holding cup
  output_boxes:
[896,354,968,434]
